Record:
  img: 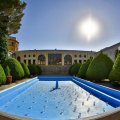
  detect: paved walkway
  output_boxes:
[0,78,30,91]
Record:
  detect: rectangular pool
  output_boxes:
[0,79,114,120]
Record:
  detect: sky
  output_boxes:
[14,0,120,51]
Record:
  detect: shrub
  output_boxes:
[69,64,74,75]
[3,58,24,80]
[86,53,113,82]
[0,64,6,85]
[36,65,42,75]
[109,53,120,81]
[77,59,92,79]
[4,66,10,76]
[21,62,30,78]
[69,63,81,76]
[0,28,8,64]
[28,64,40,76]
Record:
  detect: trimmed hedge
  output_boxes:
[4,66,10,76]
[77,59,92,79]
[0,64,6,85]
[3,58,24,80]
[36,65,42,75]
[69,63,81,76]
[69,64,74,75]
[109,53,120,81]
[86,53,113,82]
[28,64,42,76]
[21,62,30,78]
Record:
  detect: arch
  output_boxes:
[17,56,21,62]
[38,55,46,65]
[64,55,72,65]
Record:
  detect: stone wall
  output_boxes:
[40,65,71,75]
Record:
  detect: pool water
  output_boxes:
[0,81,114,120]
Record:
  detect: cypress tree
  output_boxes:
[86,53,113,82]
[109,53,120,81]
[77,59,92,79]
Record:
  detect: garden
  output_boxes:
[69,52,120,88]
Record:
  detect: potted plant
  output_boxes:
[4,66,12,84]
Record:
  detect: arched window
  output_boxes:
[64,55,72,65]
[38,55,46,65]
[17,56,21,62]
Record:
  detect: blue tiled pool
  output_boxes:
[0,76,120,120]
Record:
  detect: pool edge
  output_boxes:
[0,107,120,120]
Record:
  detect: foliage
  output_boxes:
[69,63,81,76]
[69,65,74,75]
[0,0,26,35]
[0,64,6,84]
[0,28,8,64]
[77,59,92,79]
[4,66,10,76]
[21,62,30,78]
[28,64,42,76]
[109,53,120,81]
[86,53,113,82]
[36,65,42,75]
[3,58,24,80]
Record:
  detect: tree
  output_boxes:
[21,62,30,78]
[77,58,92,79]
[69,64,81,76]
[0,64,6,85]
[86,53,113,82]
[0,0,26,35]
[109,53,120,81]
[0,28,8,64]
[0,0,26,63]
[3,58,24,80]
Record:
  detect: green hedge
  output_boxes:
[86,53,113,82]
[28,64,42,76]
[3,58,24,80]
[21,62,30,78]
[109,53,120,81]
[0,64,6,85]
[77,59,92,79]
[4,66,10,76]
[36,65,42,75]
[69,64,81,76]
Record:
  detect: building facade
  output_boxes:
[12,42,120,75]
[100,43,120,61]
[7,36,19,53]
[13,50,96,66]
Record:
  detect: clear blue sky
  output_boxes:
[14,0,120,51]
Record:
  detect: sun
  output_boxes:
[78,16,100,41]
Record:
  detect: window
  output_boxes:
[28,60,31,64]
[48,54,62,65]
[79,60,82,63]
[24,55,26,57]
[84,60,86,62]
[74,60,77,64]
[38,55,46,65]
[33,54,36,57]
[17,56,21,62]
[29,55,31,57]
[33,60,36,64]
[12,42,14,46]
[74,55,77,58]
[64,55,72,65]
[79,55,82,58]
[24,60,26,64]
[84,55,86,58]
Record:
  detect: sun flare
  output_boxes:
[78,16,100,41]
